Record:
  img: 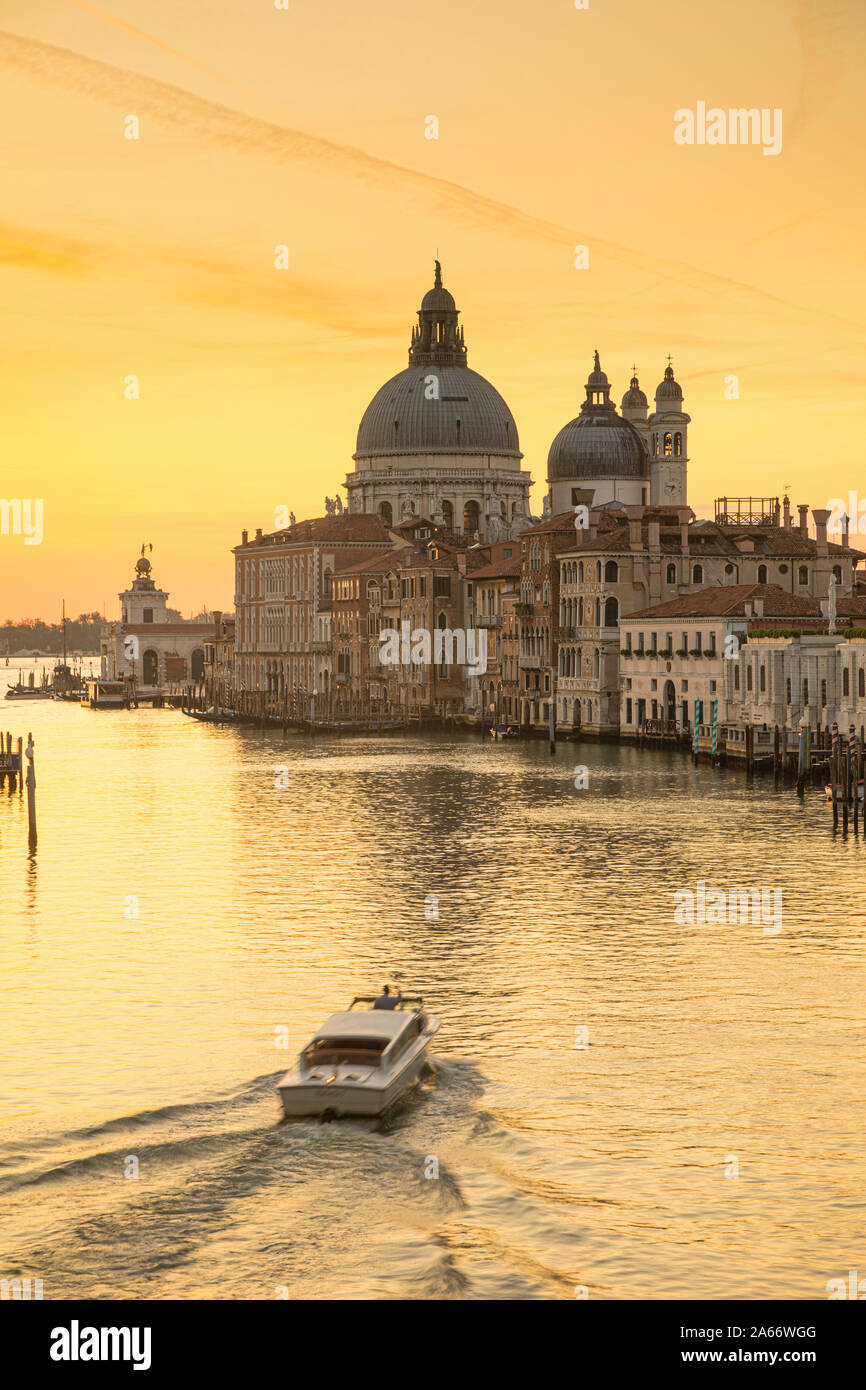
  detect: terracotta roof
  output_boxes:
[470,557,522,579]
[561,518,866,560]
[336,548,406,576]
[519,511,580,536]
[236,513,392,549]
[625,584,828,620]
[122,623,214,635]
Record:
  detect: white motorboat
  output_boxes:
[276,996,440,1119]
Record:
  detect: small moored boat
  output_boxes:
[276,996,439,1119]
[81,679,126,709]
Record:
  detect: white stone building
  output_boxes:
[101,549,214,689]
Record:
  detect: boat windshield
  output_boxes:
[303,1036,389,1068]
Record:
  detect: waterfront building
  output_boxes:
[469,554,522,723]
[730,600,866,732]
[232,512,394,703]
[619,584,822,735]
[203,612,235,706]
[555,498,865,736]
[101,549,214,689]
[345,263,533,540]
[516,511,580,729]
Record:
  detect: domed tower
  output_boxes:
[346,263,532,539]
[547,351,650,513]
[648,359,690,505]
[119,545,169,625]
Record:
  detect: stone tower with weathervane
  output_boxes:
[647,360,690,505]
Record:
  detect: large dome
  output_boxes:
[354,262,520,460]
[548,351,648,481]
[355,364,520,459]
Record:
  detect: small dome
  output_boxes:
[622,373,647,409]
[548,414,648,481]
[421,285,456,313]
[656,362,683,402]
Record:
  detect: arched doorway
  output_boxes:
[143,649,158,685]
[463,498,480,536]
[378,500,393,526]
[441,499,454,531]
[663,680,676,723]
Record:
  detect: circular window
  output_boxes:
[724,563,734,575]
[779,563,788,574]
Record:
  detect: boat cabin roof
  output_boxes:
[313,1010,412,1042]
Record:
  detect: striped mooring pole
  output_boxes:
[693,698,701,757]
[804,724,812,771]
[711,699,718,761]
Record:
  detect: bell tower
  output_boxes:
[648,359,690,505]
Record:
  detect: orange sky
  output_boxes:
[1,0,864,621]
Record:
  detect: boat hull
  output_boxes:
[277,1031,436,1119]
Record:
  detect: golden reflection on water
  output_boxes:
[1,684,864,1299]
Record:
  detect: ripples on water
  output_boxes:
[1,677,864,1299]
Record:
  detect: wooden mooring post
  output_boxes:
[25,733,36,845]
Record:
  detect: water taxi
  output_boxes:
[81,679,126,709]
[276,996,440,1119]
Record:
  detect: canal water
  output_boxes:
[1,664,864,1300]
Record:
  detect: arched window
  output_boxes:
[578,561,584,582]
[747,666,753,691]
[759,666,766,693]
[821,679,827,707]
[666,563,676,584]
[860,668,865,697]
[594,597,601,625]
[843,668,850,696]
[463,498,480,535]
[798,566,809,586]
[378,500,392,526]
[442,500,454,530]
[803,679,809,705]
[674,433,682,456]
[604,596,619,626]
[596,560,602,582]
[692,564,703,584]
[833,565,842,584]
[757,564,767,584]
[664,432,673,457]
[786,677,791,704]
[604,560,618,582]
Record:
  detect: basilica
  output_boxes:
[345,262,690,530]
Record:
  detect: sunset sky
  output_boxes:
[2,0,864,621]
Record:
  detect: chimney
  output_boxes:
[754,598,764,617]
[241,529,248,545]
[744,601,753,618]
[255,527,263,542]
[797,504,809,535]
[842,512,850,548]
[812,508,829,555]
[783,495,792,529]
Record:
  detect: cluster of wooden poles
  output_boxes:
[814,721,866,831]
[0,730,37,845]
